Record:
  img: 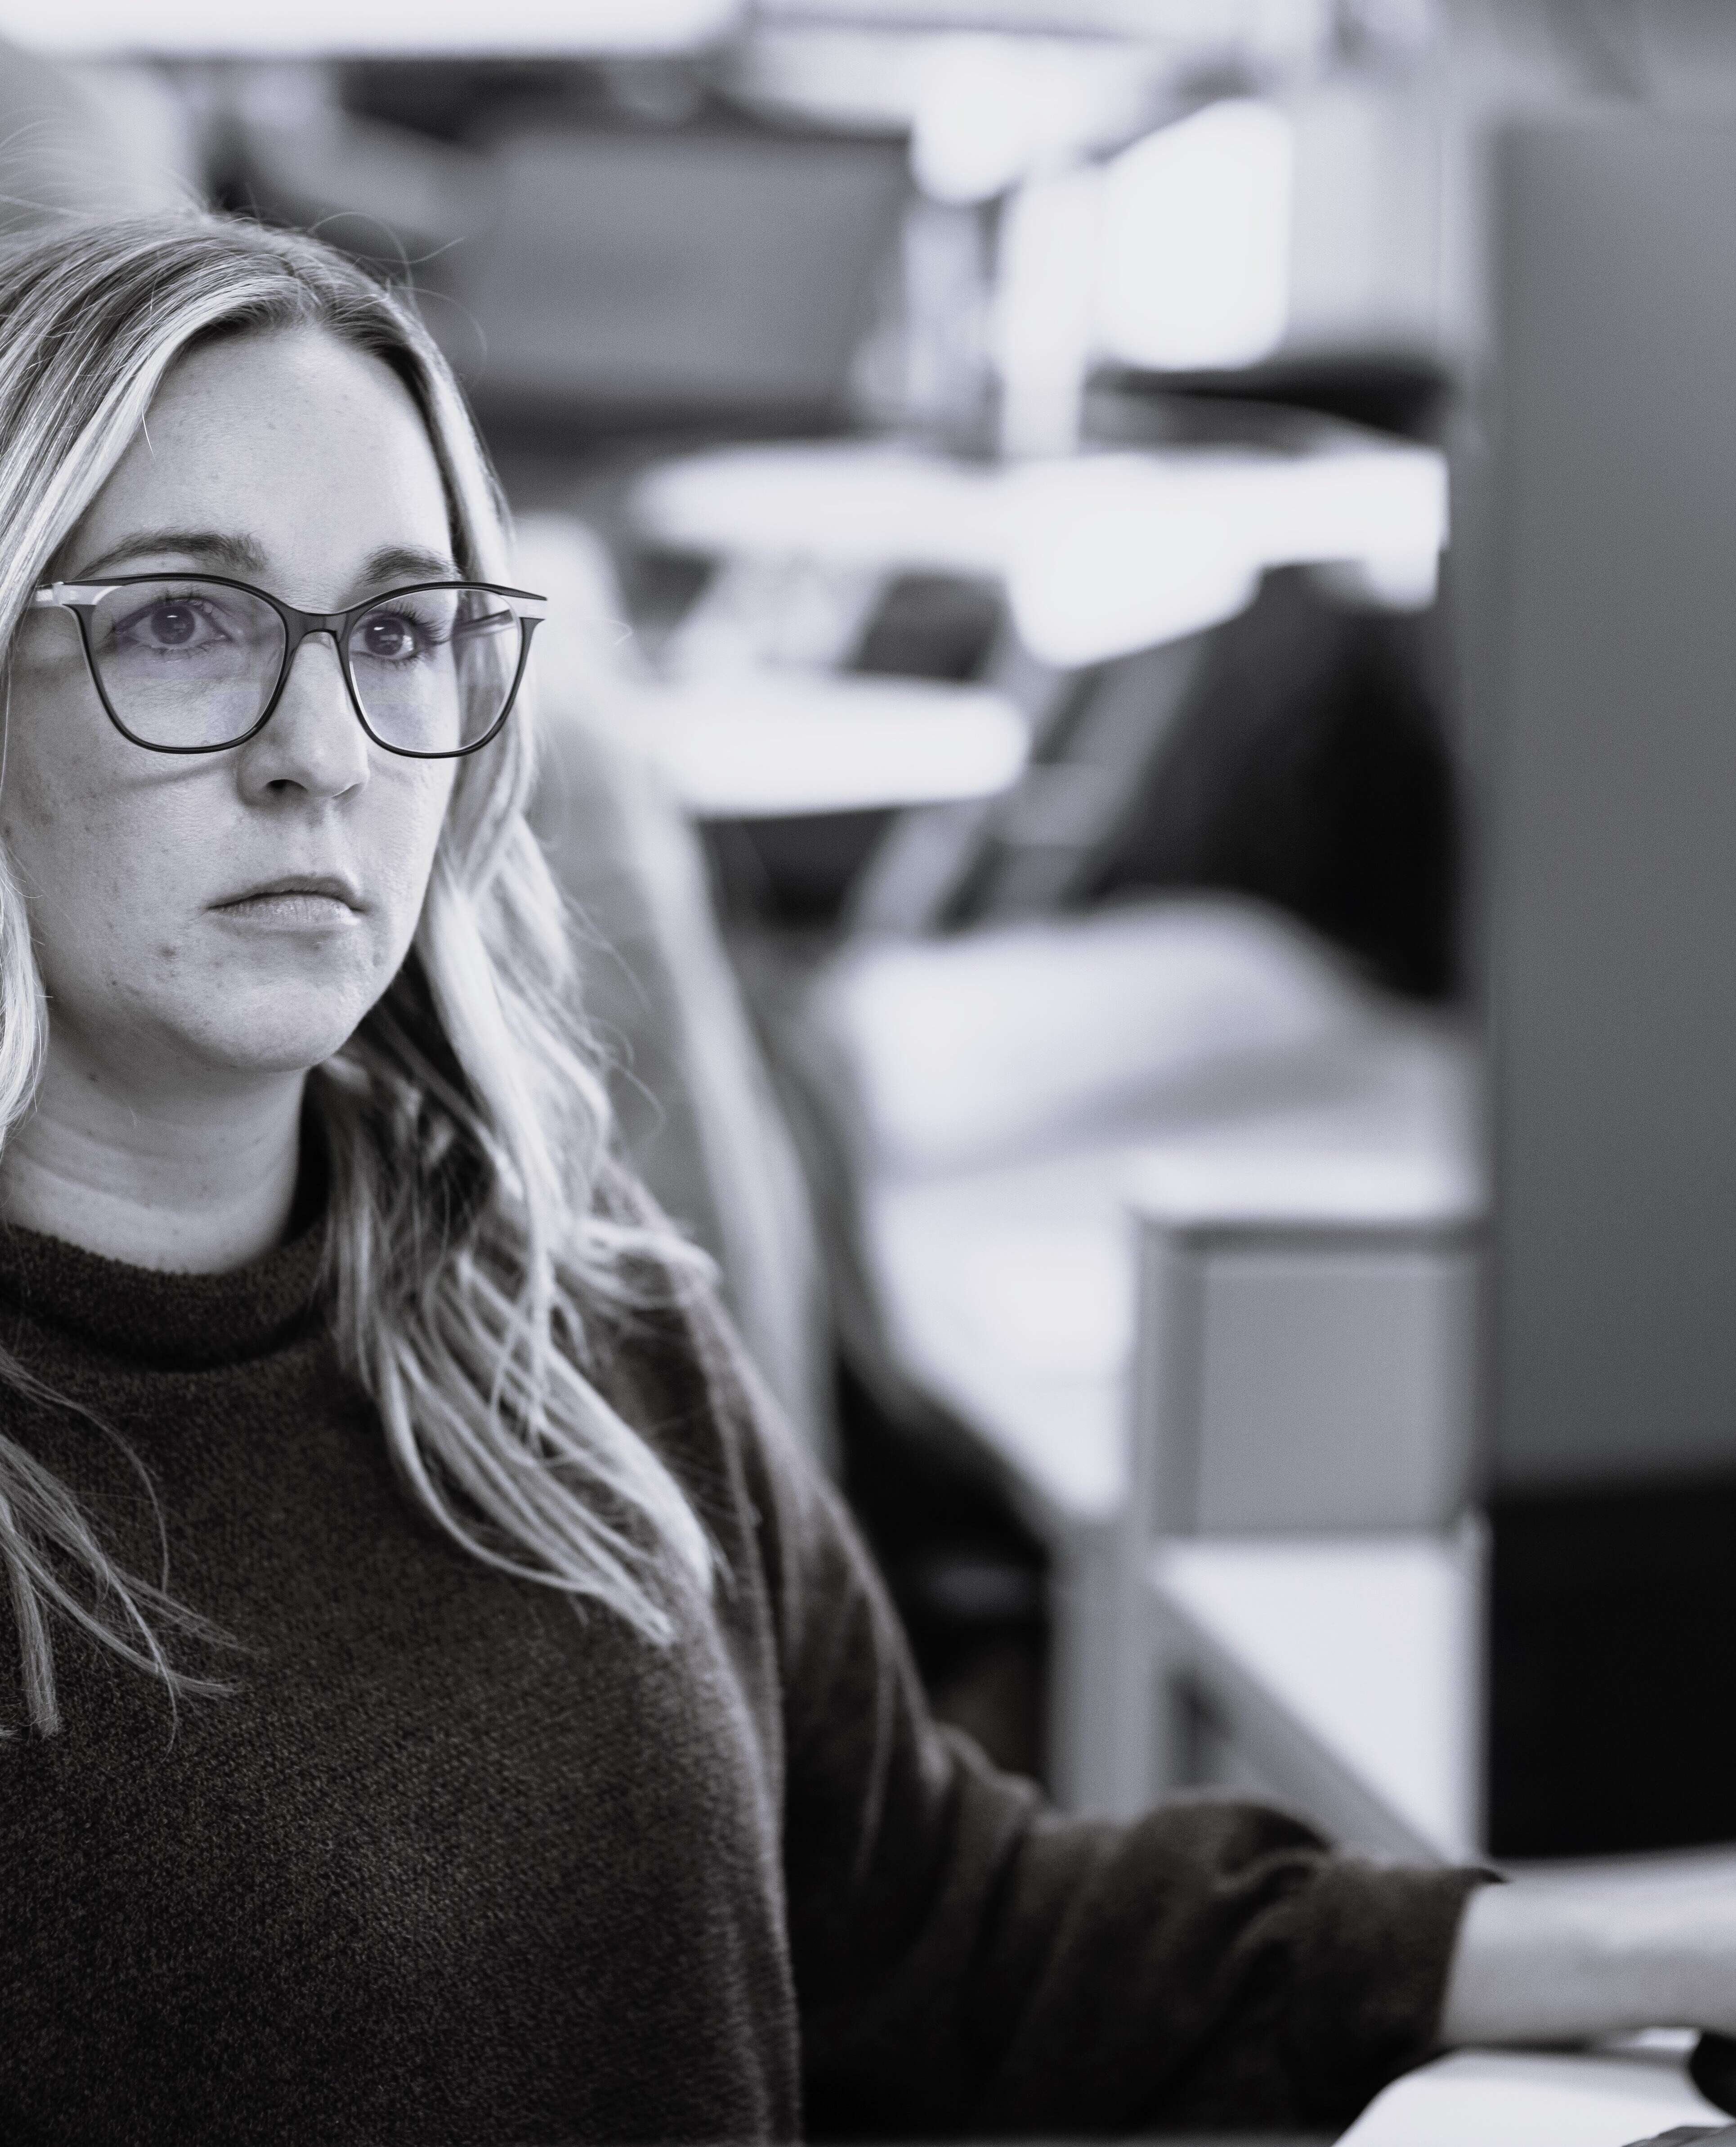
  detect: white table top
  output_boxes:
[6,0,738,54]
[1343,2045,1727,2146]
[862,1013,1480,1543]
[631,434,1447,668]
[864,1145,1138,1537]
[635,442,1009,579]
[1127,1141,1484,1239]
[622,672,1028,818]
[1151,1530,1484,1861]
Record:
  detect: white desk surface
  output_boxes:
[1343,2045,1727,2145]
[623,672,1028,818]
[628,437,1446,578]
[17,0,740,55]
[1151,1531,1483,1862]
[629,435,1447,669]
[1151,1531,1736,1876]
[864,1141,1136,1538]
[1127,1140,1483,1239]
[862,1016,1478,1544]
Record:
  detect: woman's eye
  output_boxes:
[117,598,228,651]
[356,608,436,663]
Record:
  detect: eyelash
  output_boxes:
[357,603,452,653]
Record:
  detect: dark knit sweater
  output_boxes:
[0,1212,1482,2146]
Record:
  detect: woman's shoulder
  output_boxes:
[585,1160,762,1436]
[591,1255,766,1489]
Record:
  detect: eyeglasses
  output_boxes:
[29,573,547,759]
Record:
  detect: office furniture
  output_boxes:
[862,1145,1129,1814]
[1147,1532,1480,1860]
[517,515,841,1467]
[634,426,1457,989]
[228,71,908,432]
[446,122,906,425]
[848,927,1476,1812]
[630,428,1447,671]
[1477,114,1736,1855]
[1147,110,1736,1877]
[1343,2044,1727,2146]
[1109,1153,1482,1831]
[623,672,1027,819]
[1128,1150,1480,1540]
[15,1,743,58]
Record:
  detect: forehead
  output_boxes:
[70,326,454,591]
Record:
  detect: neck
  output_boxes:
[0,1030,306,1273]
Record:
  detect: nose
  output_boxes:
[234,629,371,803]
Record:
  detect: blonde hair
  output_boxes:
[0,209,713,1735]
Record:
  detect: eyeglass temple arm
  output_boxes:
[34,583,550,614]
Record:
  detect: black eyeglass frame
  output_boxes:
[30,572,548,760]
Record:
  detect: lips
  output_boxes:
[213,873,363,912]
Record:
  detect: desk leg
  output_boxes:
[1047,1519,1151,1816]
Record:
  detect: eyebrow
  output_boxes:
[67,531,463,593]
[359,543,464,588]
[72,528,268,578]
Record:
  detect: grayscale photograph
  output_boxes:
[0,2,1730,2143]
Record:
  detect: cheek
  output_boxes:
[362,765,457,943]
[6,797,194,1009]
[4,650,155,884]
[2,755,164,964]
[5,710,88,845]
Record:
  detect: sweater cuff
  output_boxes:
[1282,1860,1499,2125]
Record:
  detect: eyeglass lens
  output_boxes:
[82,580,525,755]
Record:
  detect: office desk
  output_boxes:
[623,672,1028,817]
[1150,1532,1481,1861]
[860,1014,1476,1812]
[863,1142,1131,1813]
[1343,2045,1727,2144]
[860,2050,1722,2141]
[630,432,1447,668]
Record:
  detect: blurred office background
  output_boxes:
[10,0,1736,1860]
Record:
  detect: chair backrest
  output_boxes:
[516,514,838,1471]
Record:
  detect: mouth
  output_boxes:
[211,874,365,922]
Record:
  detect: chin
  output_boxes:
[186,989,383,1078]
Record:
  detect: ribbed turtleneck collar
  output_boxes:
[0,1213,328,1372]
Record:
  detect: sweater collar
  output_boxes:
[0,1214,328,1372]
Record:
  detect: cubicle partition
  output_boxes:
[1117,111,1736,1867]
[1479,112,1736,1856]
[1127,1151,1483,1858]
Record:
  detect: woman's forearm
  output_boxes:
[1440,1872,1736,2046]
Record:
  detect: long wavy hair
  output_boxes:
[0,210,713,1736]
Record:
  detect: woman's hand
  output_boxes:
[1442,1865,1736,2046]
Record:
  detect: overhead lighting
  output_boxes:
[0,0,741,55]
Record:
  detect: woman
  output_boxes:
[0,209,1726,2147]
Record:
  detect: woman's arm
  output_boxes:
[672,1288,1736,2127]
[1442,1866,1736,2046]
[680,1300,1483,2136]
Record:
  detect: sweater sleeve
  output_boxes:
[676,1289,1488,2139]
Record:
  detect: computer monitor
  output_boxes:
[441,119,910,429]
[1479,110,1736,1855]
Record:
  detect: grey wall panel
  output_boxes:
[1489,116,1736,1486]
